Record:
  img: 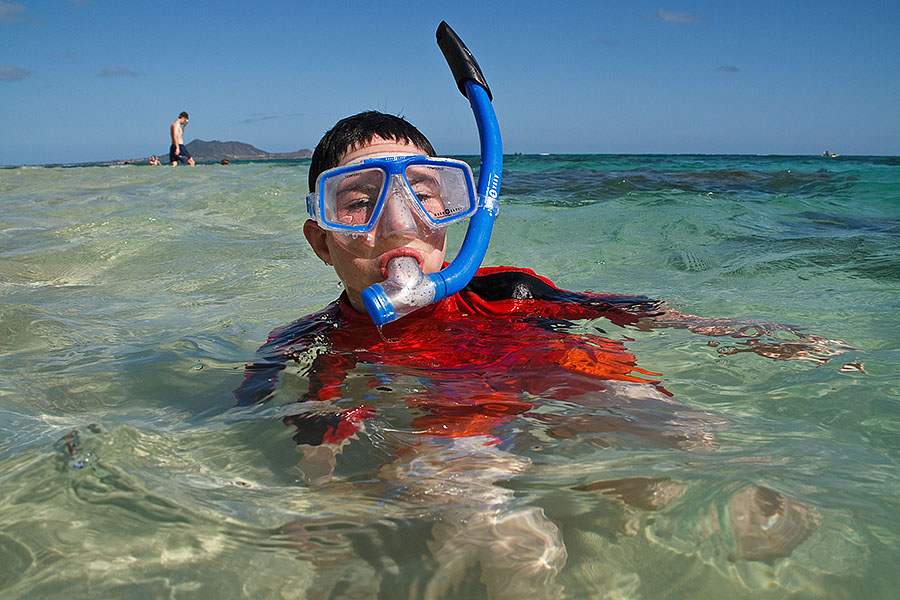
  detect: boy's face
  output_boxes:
[304,136,448,313]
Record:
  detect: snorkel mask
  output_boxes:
[307,155,479,241]
[357,22,502,326]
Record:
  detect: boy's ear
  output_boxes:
[303,219,332,265]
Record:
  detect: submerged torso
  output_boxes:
[234,266,702,447]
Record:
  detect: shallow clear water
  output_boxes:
[1,155,898,598]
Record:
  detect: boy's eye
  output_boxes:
[331,168,385,225]
[408,177,443,209]
[406,166,459,218]
[336,189,379,223]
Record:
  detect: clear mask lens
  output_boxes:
[322,167,386,229]
[313,157,476,233]
[404,164,474,224]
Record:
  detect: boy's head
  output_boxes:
[304,112,447,313]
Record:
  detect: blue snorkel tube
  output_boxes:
[361,21,502,326]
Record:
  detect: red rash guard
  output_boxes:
[234,266,666,446]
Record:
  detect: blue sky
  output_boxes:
[1,0,898,165]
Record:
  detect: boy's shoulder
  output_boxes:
[466,265,559,301]
[259,299,343,354]
[458,265,662,324]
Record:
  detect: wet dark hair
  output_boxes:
[308,111,436,193]
[179,111,189,119]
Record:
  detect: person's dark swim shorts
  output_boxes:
[169,144,192,164]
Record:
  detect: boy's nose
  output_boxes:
[378,177,419,236]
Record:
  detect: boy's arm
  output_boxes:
[232,311,372,485]
[642,306,854,363]
[232,357,286,406]
[281,350,371,446]
[234,338,368,486]
[465,267,852,363]
[232,351,376,437]
[233,301,347,408]
[281,351,370,487]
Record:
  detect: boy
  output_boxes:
[237,110,839,431]
[237,111,694,449]
[235,111,832,597]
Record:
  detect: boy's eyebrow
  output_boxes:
[406,175,440,189]
[341,169,384,183]
[337,180,380,192]
[336,171,383,192]
[342,168,383,180]
[405,167,440,185]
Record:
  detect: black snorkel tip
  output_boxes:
[436,21,493,101]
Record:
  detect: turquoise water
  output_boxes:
[1,155,898,598]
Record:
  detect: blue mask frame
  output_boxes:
[307,155,479,233]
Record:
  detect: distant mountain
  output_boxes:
[153,139,312,163]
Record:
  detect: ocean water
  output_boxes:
[0,155,898,599]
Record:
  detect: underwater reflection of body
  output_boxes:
[234,266,839,598]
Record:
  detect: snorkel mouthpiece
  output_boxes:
[360,21,502,326]
[363,257,437,325]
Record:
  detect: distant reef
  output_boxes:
[151,139,312,163]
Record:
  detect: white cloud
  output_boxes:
[239,112,304,124]
[99,66,141,78]
[715,66,741,73]
[658,9,704,24]
[0,0,25,24]
[0,65,31,81]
